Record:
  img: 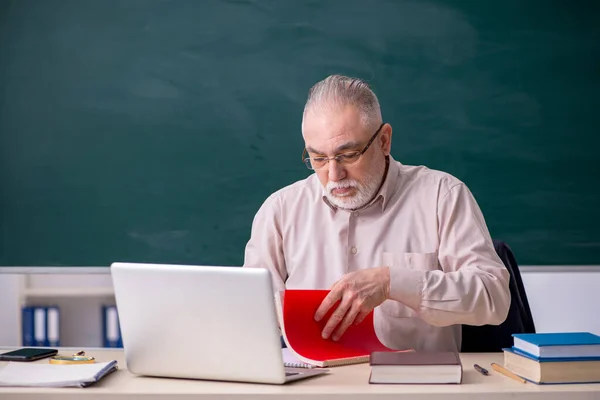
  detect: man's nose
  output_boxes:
[328,159,346,182]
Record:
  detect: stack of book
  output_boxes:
[503,332,600,384]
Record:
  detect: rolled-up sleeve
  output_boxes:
[388,183,511,327]
[243,193,287,293]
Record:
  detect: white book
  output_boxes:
[0,360,118,387]
[46,307,60,346]
[106,306,120,346]
[33,307,46,346]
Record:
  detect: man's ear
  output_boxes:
[379,123,392,156]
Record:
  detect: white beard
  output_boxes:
[324,156,386,210]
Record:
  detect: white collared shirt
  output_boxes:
[243,156,510,352]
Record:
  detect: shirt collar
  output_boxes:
[378,155,400,210]
[320,155,400,213]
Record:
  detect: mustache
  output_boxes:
[327,180,359,192]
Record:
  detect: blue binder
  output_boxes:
[21,307,35,346]
[102,305,122,348]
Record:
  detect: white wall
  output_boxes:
[0,269,599,346]
[521,271,600,335]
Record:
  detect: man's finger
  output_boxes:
[314,286,342,322]
[332,304,360,341]
[321,311,344,339]
[353,309,370,326]
[321,297,352,339]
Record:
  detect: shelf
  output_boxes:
[22,287,115,298]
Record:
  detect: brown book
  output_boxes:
[503,348,600,384]
[369,351,463,384]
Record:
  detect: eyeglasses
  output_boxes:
[302,123,385,170]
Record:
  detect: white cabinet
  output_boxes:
[12,272,115,348]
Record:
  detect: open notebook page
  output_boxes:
[282,348,316,369]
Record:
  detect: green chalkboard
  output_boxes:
[1,0,599,267]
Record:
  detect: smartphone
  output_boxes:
[0,348,58,362]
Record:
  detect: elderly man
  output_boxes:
[243,75,510,352]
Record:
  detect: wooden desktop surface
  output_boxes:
[1,349,599,399]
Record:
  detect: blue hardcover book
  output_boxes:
[21,307,35,346]
[512,332,600,358]
[505,347,600,362]
[503,347,600,384]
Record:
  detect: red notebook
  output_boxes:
[275,290,410,367]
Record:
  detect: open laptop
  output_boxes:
[110,262,328,384]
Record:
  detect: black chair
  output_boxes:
[461,240,536,352]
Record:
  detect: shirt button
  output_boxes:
[350,246,357,255]
[352,211,359,217]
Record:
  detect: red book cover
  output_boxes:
[277,290,409,367]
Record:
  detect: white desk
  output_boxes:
[1,349,599,399]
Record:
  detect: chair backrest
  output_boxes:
[461,240,536,352]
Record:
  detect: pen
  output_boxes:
[474,363,489,376]
[491,363,526,384]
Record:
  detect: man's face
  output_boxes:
[302,106,391,210]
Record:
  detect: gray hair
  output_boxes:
[303,75,383,130]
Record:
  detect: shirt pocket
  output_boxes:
[378,251,439,318]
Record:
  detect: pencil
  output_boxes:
[491,363,526,384]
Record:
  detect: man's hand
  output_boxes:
[314,267,390,341]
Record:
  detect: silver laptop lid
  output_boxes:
[110,263,288,384]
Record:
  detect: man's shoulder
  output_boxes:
[397,162,465,195]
